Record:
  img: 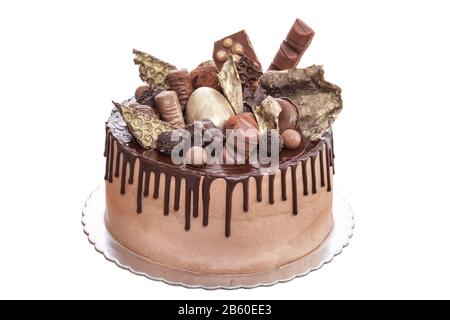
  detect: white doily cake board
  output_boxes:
[82,184,354,289]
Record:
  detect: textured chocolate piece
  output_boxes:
[106,108,134,143]
[253,96,282,133]
[135,85,150,100]
[154,91,185,128]
[133,49,176,88]
[243,85,267,110]
[167,69,193,111]
[185,120,218,147]
[156,131,184,156]
[236,55,263,88]
[276,98,298,131]
[218,57,244,114]
[136,86,165,107]
[114,102,173,149]
[268,19,315,71]
[185,87,235,129]
[213,30,261,71]
[260,65,342,140]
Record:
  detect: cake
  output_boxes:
[103,19,343,277]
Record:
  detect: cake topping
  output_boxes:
[253,96,282,133]
[185,146,207,167]
[154,91,185,128]
[185,87,235,129]
[258,130,284,157]
[276,98,299,132]
[281,129,302,150]
[133,48,176,89]
[156,130,185,156]
[189,61,221,91]
[135,85,165,107]
[260,65,342,140]
[185,120,218,147]
[213,30,261,71]
[134,85,151,100]
[236,55,263,88]
[130,103,160,119]
[243,85,267,111]
[167,69,193,111]
[106,108,134,144]
[218,56,244,115]
[269,18,315,71]
[114,102,173,149]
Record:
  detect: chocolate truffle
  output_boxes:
[156,131,184,156]
[185,146,207,167]
[281,129,302,150]
[223,114,258,133]
[189,61,221,91]
[276,98,298,132]
[135,85,150,100]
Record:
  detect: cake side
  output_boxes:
[104,131,334,274]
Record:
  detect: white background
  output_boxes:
[1,0,449,299]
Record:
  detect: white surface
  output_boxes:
[0,0,449,299]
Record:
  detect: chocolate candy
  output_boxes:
[259,130,284,157]
[129,103,160,119]
[260,65,342,140]
[281,129,301,150]
[269,19,315,71]
[243,85,267,110]
[156,131,184,156]
[135,85,150,100]
[253,96,282,133]
[133,48,176,88]
[223,113,258,133]
[114,102,173,149]
[185,146,207,167]
[167,69,193,111]
[155,91,185,128]
[236,55,263,88]
[276,98,298,132]
[218,57,244,114]
[213,30,261,71]
[185,87,235,129]
[189,61,221,91]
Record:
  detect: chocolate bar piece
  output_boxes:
[213,30,261,71]
[268,19,315,71]
[154,91,185,128]
[167,69,193,111]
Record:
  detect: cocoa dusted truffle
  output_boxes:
[259,130,284,156]
[156,131,184,156]
[189,61,221,91]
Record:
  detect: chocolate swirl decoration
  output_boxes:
[104,129,334,237]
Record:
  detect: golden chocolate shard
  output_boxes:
[260,65,342,140]
[133,49,176,89]
[253,96,282,133]
[114,102,173,149]
[218,56,243,114]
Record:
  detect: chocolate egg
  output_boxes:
[185,87,235,129]
[276,98,299,132]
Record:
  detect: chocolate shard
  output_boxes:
[133,49,176,89]
[218,56,244,114]
[243,85,267,110]
[114,101,173,149]
[253,96,282,133]
[236,55,263,88]
[260,65,342,140]
[106,108,134,143]
[213,30,261,71]
[269,18,315,71]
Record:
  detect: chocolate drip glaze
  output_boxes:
[104,130,335,237]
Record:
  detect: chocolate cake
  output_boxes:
[103,18,343,276]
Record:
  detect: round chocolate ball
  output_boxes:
[276,98,298,132]
[185,146,207,167]
[156,131,183,156]
[281,129,302,150]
